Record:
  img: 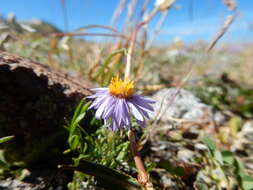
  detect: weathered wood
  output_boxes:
[0,51,93,167]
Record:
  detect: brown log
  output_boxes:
[0,51,93,167]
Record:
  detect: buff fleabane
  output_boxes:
[88,76,155,131]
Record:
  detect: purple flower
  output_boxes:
[88,77,155,131]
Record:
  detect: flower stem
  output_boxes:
[128,129,154,190]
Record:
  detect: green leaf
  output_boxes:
[241,175,253,190]
[71,99,85,124]
[0,150,10,169]
[229,117,242,136]
[67,100,91,152]
[214,150,224,165]
[60,159,144,190]
[234,158,253,190]
[116,143,129,161]
[68,135,80,151]
[93,48,127,85]
[103,60,123,85]
[157,160,185,176]
[202,136,216,152]
[70,100,90,135]
[63,149,71,154]
[195,182,209,190]
[235,158,246,173]
[146,162,156,173]
[0,135,14,144]
[221,150,234,165]
[173,166,185,176]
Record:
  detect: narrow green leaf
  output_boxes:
[71,99,85,124]
[157,160,185,176]
[116,145,129,161]
[214,150,224,165]
[241,175,253,190]
[103,60,122,85]
[234,158,253,190]
[221,150,234,165]
[202,136,216,152]
[0,135,14,144]
[70,101,90,135]
[93,48,127,83]
[0,150,10,168]
[146,162,156,173]
[68,135,80,151]
[71,113,85,134]
[195,183,209,190]
[60,159,143,190]
[63,149,71,154]
[235,158,246,173]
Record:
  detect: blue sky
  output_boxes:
[0,0,252,43]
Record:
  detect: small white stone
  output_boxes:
[195,143,208,151]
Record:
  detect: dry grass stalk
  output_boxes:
[74,24,119,33]
[146,10,169,49]
[52,32,129,40]
[60,0,69,31]
[207,13,238,52]
[140,0,151,19]
[111,0,128,26]
[148,62,194,138]
[126,0,138,26]
[124,8,158,79]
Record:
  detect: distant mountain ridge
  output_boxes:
[0,13,61,34]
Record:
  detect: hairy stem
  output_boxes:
[128,129,154,190]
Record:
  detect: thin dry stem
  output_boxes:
[146,10,168,49]
[74,24,119,33]
[126,0,138,26]
[52,32,129,40]
[207,13,238,52]
[124,9,158,80]
[148,63,194,139]
[157,67,193,123]
[111,0,128,26]
[124,29,137,80]
[140,0,151,18]
[60,0,69,31]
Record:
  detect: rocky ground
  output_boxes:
[1,85,253,190]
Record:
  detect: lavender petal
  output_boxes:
[89,93,108,109]
[127,101,144,122]
[130,95,155,111]
[133,95,156,104]
[95,96,112,119]
[90,88,108,92]
[103,96,116,119]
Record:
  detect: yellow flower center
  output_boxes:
[108,76,134,98]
